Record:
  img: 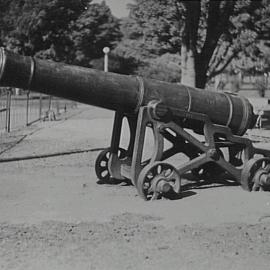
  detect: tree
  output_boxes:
[71,1,122,67]
[125,1,182,56]
[0,0,121,66]
[0,0,22,47]
[127,0,269,88]
[108,13,180,81]
[1,0,89,60]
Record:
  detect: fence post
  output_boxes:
[56,98,60,115]
[48,95,52,111]
[39,93,42,120]
[5,90,11,132]
[26,91,30,126]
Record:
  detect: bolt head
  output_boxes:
[208,149,219,160]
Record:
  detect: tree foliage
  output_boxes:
[71,1,122,66]
[123,0,270,88]
[2,0,87,58]
[1,0,269,85]
[0,0,121,66]
[111,15,182,82]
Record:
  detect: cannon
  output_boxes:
[1,48,270,200]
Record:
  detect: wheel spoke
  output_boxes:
[150,192,160,201]
[100,161,108,167]
[101,170,109,178]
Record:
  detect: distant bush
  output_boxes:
[90,54,140,75]
[90,51,181,83]
[136,53,181,82]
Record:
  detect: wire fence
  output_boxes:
[0,88,77,135]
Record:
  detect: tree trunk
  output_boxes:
[180,0,237,90]
[181,44,196,87]
[181,47,209,89]
[195,59,208,89]
[180,1,200,88]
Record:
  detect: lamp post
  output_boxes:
[103,47,110,72]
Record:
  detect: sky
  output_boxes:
[92,0,134,18]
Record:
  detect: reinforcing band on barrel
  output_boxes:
[27,57,35,90]
[222,92,234,127]
[238,96,252,136]
[135,76,145,112]
[182,85,192,123]
[0,48,6,82]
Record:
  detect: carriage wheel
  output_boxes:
[137,162,181,200]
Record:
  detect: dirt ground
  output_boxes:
[0,105,270,270]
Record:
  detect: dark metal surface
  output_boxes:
[0,48,140,113]
[0,48,256,135]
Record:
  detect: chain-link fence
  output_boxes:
[0,88,77,135]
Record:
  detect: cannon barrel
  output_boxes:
[0,48,255,135]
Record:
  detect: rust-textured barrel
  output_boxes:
[0,48,255,135]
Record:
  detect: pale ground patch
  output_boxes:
[0,105,270,270]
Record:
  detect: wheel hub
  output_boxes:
[152,176,172,194]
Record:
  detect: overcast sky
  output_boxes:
[92,0,134,18]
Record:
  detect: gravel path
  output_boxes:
[0,105,270,270]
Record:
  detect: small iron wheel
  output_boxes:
[95,147,126,184]
[137,162,181,201]
[241,157,270,191]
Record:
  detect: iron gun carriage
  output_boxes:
[1,48,270,200]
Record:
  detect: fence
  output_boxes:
[0,88,77,135]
